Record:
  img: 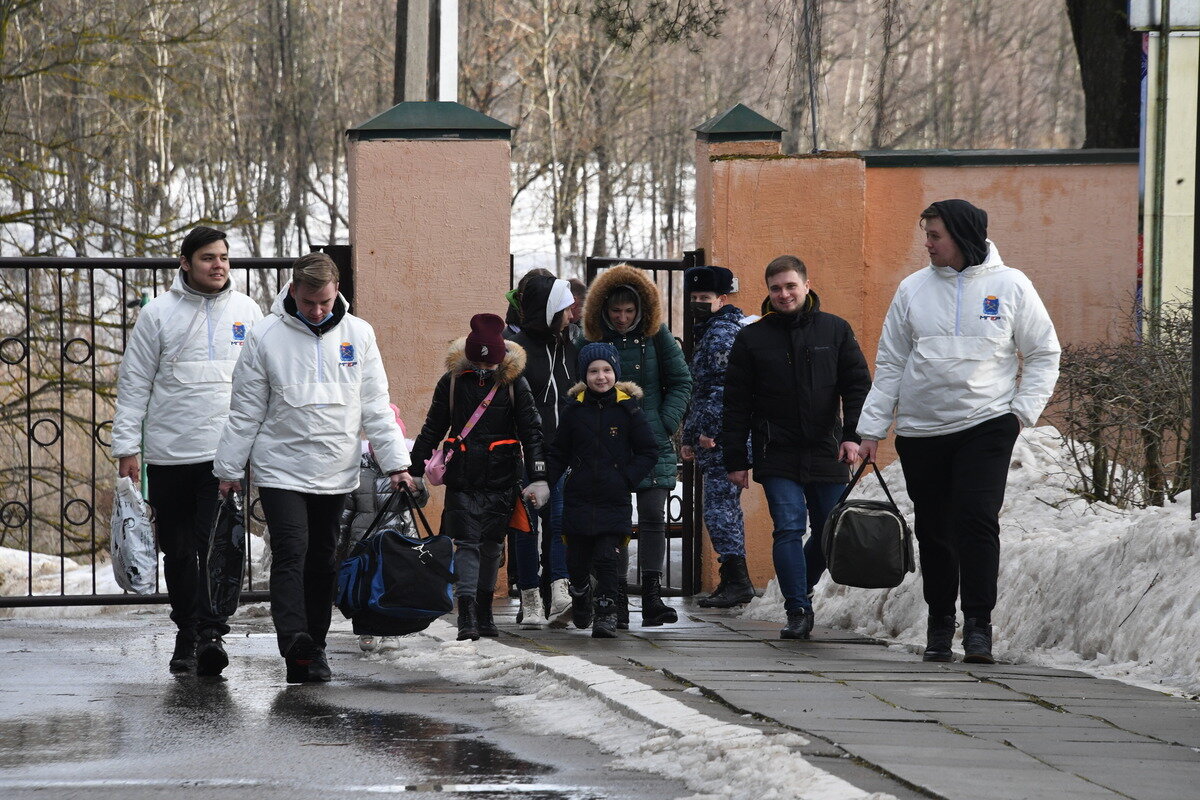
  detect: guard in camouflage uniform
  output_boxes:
[681,266,755,608]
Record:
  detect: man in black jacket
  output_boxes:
[721,255,871,639]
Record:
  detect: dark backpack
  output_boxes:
[821,461,915,589]
[336,487,456,636]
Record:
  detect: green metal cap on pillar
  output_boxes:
[347,101,513,141]
[694,103,785,143]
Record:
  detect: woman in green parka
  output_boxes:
[581,264,693,626]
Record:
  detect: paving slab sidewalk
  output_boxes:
[490,600,1200,800]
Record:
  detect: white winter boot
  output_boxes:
[518,588,547,629]
[548,578,573,628]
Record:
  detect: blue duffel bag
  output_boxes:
[336,486,456,636]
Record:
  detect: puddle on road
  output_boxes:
[0,713,122,767]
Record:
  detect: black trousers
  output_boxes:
[258,487,347,656]
[566,533,623,605]
[146,462,228,636]
[895,413,1021,624]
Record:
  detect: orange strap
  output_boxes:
[488,438,519,451]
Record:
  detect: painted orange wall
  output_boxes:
[347,137,512,528]
[694,146,1138,592]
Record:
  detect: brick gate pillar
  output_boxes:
[346,101,513,524]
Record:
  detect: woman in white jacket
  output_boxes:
[112,226,263,678]
[214,253,415,683]
[858,199,1060,666]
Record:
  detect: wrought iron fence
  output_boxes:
[0,256,295,608]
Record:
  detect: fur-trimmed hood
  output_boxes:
[444,337,527,386]
[582,263,664,341]
[566,380,644,402]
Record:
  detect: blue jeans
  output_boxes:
[515,474,568,590]
[760,477,846,613]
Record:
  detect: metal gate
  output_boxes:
[585,250,706,596]
[0,254,329,609]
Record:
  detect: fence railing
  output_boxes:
[0,256,295,608]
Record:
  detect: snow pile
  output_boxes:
[377,621,892,800]
[742,426,1200,695]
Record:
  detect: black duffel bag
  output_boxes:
[336,486,456,637]
[821,460,915,589]
[207,490,246,618]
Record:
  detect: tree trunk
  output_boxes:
[1064,0,1140,148]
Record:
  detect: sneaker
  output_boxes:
[169,630,196,674]
[547,579,572,628]
[780,608,815,640]
[518,588,547,630]
[358,635,378,653]
[962,618,995,664]
[378,637,401,653]
[284,633,317,684]
[195,632,228,678]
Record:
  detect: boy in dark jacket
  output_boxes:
[546,343,658,638]
[408,314,548,641]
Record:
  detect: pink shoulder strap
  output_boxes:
[456,383,500,441]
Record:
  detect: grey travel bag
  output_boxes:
[821,461,915,589]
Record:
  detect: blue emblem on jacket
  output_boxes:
[982,296,1000,316]
[231,322,246,341]
[340,342,355,362]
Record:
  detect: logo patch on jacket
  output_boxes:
[231,322,246,344]
[610,426,619,437]
[980,296,1001,321]
[339,342,357,366]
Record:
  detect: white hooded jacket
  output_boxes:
[213,284,409,494]
[112,271,264,464]
[857,241,1060,440]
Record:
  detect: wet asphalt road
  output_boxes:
[0,611,686,799]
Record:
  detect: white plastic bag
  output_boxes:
[110,475,157,594]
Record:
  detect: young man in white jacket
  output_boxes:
[858,199,1060,665]
[214,253,415,683]
[112,226,264,676]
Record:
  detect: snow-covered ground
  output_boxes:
[742,426,1200,697]
[373,620,892,800]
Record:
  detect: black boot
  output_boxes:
[640,571,678,627]
[780,607,815,640]
[169,629,196,674]
[616,579,629,630]
[195,629,229,677]
[476,590,499,637]
[923,615,956,662]
[697,562,728,608]
[456,596,480,641]
[569,583,593,629]
[284,632,317,684]
[962,618,995,664]
[592,597,618,638]
[698,556,755,608]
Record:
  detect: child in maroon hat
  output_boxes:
[407,314,549,640]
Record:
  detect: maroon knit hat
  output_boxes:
[465,313,506,365]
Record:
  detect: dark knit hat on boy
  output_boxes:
[577,342,621,381]
[465,313,506,365]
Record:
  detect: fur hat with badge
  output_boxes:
[683,265,735,295]
[465,313,506,366]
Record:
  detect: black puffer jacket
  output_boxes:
[505,274,578,443]
[409,339,546,492]
[720,291,871,484]
[547,381,658,537]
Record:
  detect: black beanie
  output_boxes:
[930,199,989,268]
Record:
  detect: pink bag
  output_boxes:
[424,379,498,486]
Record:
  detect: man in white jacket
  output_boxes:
[112,226,264,677]
[858,199,1060,665]
[214,253,415,683]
